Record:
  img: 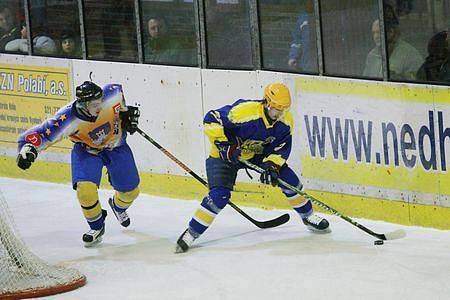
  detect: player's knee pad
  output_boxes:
[114,186,140,209]
[199,186,231,215]
[76,181,101,220]
[207,187,231,210]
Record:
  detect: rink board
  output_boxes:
[296,77,450,222]
[0,55,449,229]
[0,61,73,152]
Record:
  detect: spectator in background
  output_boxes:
[144,16,195,65]
[363,18,423,80]
[58,29,81,58]
[4,23,57,55]
[0,5,21,51]
[417,31,450,83]
[391,0,413,17]
[287,1,316,73]
[383,2,399,24]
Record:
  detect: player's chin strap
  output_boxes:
[239,158,406,242]
[135,127,290,229]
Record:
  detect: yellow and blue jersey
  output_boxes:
[204,99,294,167]
[18,83,128,154]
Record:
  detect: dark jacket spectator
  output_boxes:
[417,31,450,83]
[288,2,317,72]
[0,5,21,52]
[4,24,57,55]
[144,17,195,65]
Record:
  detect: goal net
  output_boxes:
[0,187,86,299]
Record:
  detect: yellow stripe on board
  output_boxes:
[0,156,73,183]
[1,156,449,229]
[301,155,449,196]
[308,189,450,230]
[296,77,450,104]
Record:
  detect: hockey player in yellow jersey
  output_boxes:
[17,79,141,247]
[176,83,330,253]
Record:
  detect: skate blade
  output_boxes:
[174,245,187,254]
[83,236,103,248]
[306,225,332,234]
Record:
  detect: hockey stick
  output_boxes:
[239,159,406,241]
[136,128,290,229]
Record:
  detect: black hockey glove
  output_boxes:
[215,141,241,164]
[120,106,140,135]
[16,144,38,170]
[259,161,280,187]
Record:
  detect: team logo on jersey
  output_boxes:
[25,132,42,147]
[113,103,121,114]
[239,136,276,156]
[240,140,265,155]
[88,122,111,145]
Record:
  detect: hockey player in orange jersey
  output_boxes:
[17,79,141,247]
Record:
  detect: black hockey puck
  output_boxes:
[374,240,384,245]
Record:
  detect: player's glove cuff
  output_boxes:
[120,106,140,135]
[259,161,280,186]
[215,141,240,163]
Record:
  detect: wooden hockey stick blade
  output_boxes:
[379,229,407,241]
[227,201,290,229]
[351,220,407,241]
[253,213,290,229]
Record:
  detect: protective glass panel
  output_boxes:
[389,0,449,84]
[0,0,27,55]
[321,0,380,78]
[204,0,253,69]
[84,0,138,62]
[140,0,198,66]
[259,0,318,74]
[28,0,81,58]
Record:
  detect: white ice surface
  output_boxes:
[1,177,449,300]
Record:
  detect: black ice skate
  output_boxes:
[175,229,197,253]
[302,214,331,233]
[108,197,130,227]
[83,209,107,247]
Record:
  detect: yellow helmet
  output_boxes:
[263,83,291,110]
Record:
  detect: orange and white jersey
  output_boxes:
[18,83,128,154]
